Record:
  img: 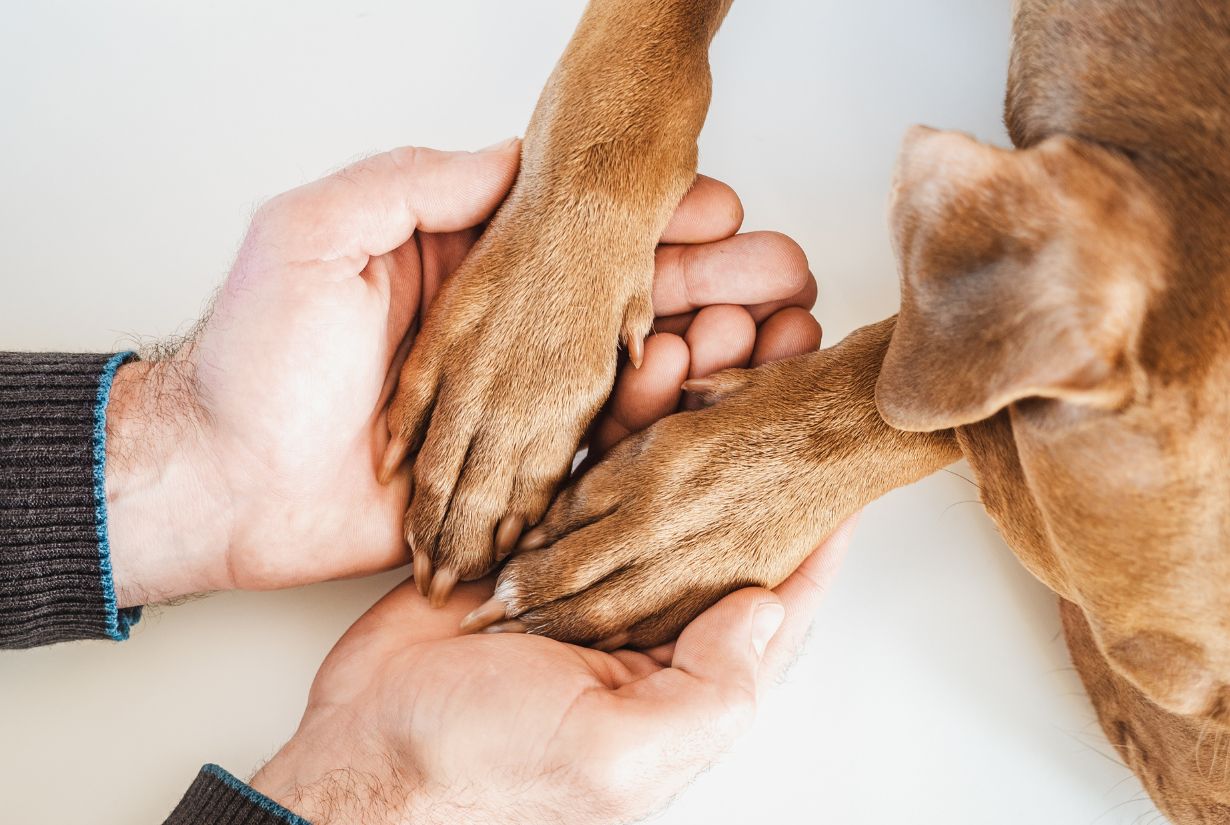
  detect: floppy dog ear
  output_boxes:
[876,127,1167,432]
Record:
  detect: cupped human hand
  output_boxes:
[248,513,855,825]
[103,141,818,609]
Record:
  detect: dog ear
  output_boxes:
[876,127,1168,433]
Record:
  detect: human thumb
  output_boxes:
[670,589,786,726]
[245,139,522,273]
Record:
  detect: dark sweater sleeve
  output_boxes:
[0,351,142,648]
[164,765,311,825]
[1,356,307,822]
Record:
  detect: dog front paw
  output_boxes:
[382,213,656,606]
[459,357,841,648]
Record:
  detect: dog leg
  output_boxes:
[382,0,736,604]
[465,317,961,647]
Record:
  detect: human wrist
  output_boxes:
[104,358,232,606]
[249,717,416,825]
[253,722,612,825]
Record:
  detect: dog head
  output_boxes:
[878,126,1230,808]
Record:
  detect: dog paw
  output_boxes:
[382,212,656,606]
[459,356,843,648]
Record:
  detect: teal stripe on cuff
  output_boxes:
[92,351,142,640]
[202,765,313,825]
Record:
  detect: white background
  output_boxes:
[0,1,1164,823]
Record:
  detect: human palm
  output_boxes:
[186,175,484,589]
[251,521,854,825]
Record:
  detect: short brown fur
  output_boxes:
[385,1,1230,819]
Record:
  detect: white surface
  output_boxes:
[0,2,1162,823]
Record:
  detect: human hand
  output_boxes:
[248,243,836,823]
[248,516,856,825]
[101,142,818,607]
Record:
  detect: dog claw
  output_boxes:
[628,335,645,370]
[494,515,525,562]
[378,436,410,485]
[681,377,717,395]
[518,527,549,551]
[413,551,433,597]
[481,619,528,635]
[461,597,509,633]
[429,567,459,607]
[594,632,630,652]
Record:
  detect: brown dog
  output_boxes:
[382,1,1230,820]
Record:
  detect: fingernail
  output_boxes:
[751,603,785,659]
[478,136,520,153]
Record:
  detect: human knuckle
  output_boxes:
[248,197,296,242]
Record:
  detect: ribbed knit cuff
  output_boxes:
[0,351,142,648]
[164,765,312,825]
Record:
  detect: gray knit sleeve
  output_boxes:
[0,351,142,648]
[164,765,312,825]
